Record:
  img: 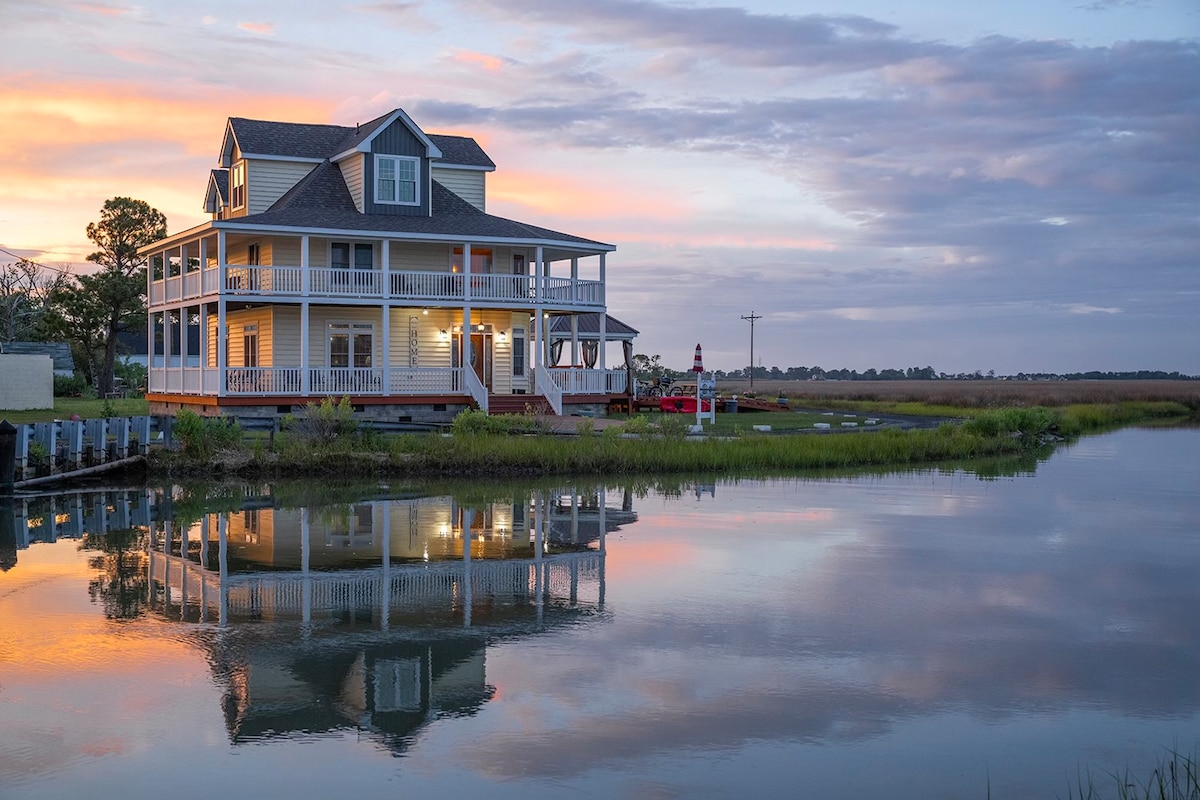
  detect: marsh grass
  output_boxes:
[149,420,1035,479]
[721,379,1200,411]
[1060,749,1199,800]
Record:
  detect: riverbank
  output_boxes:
[140,401,1194,480]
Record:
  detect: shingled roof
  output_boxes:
[221,166,609,248]
[225,112,494,169]
[549,314,639,339]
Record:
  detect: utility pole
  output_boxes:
[740,311,761,392]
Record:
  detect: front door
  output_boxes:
[469,332,492,390]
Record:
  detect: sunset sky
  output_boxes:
[1,0,1197,374]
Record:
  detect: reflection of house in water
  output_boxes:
[1,488,158,571]
[140,485,638,753]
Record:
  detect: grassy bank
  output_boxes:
[6,387,1195,481]
[146,402,1091,480]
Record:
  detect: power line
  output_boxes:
[0,246,79,276]
[740,310,762,392]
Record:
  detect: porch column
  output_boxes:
[198,236,208,289]
[381,302,391,395]
[300,235,310,294]
[533,246,543,371]
[180,303,190,391]
[146,302,155,387]
[570,316,579,367]
[542,254,552,367]
[571,256,578,305]
[216,299,226,398]
[598,253,607,375]
[462,304,472,377]
[463,242,471,303]
[300,236,310,396]
[217,229,227,291]
[300,303,310,396]
[216,230,227,397]
[161,307,171,374]
[381,238,391,394]
[199,303,208,393]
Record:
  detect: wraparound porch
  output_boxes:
[148,366,629,416]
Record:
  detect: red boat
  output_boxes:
[659,396,712,414]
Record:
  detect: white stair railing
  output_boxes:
[535,367,563,416]
[462,367,488,413]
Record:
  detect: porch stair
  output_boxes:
[488,394,555,416]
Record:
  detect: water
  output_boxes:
[1,428,1196,799]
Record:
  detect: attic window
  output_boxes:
[376,155,418,205]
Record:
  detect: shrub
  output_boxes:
[288,396,358,445]
[622,415,653,435]
[54,374,88,397]
[656,414,691,440]
[174,409,242,459]
[451,408,500,436]
[963,406,1059,438]
[575,417,595,437]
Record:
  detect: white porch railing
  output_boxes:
[546,368,627,395]
[227,367,303,395]
[534,367,563,416]
[306,367,383,395]
[149,365,626,408]
[308,267,382,295]
[390,271,463,301]
[150,265,601,308]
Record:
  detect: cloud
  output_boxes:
[236,21,275,35]
[1065,303,1122,315]
[455,0,929,72]
[353,1,437,30]
[450,49,508,72]
[71,2,132,17]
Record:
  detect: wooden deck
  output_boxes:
[631,396,793,413]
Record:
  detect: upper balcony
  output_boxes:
[149,263,604,311]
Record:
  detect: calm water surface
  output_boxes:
[1,428,1197,799]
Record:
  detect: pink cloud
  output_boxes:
[72,2,131,17]
[237,21,275,35]
[451,49,506,72]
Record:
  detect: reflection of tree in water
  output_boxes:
[82,529,150,620]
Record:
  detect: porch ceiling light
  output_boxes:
[476,323,485,331]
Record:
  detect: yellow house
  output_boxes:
[139,107,631,421]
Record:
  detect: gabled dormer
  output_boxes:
[204,169,229,219]
[218,117,334,217]
[329,108,443,217]
[207,109,496,219]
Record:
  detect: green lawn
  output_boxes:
[0,397,150,424]
[620,408,884,433]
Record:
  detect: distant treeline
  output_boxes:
[708,367,1200,381]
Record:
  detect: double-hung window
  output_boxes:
[512,327,526,377]
[331,242,373,270]
[376,155,418,205]
[231,162,246,209]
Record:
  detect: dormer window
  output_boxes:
[376,155,418,205]
[231,162,246,209]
